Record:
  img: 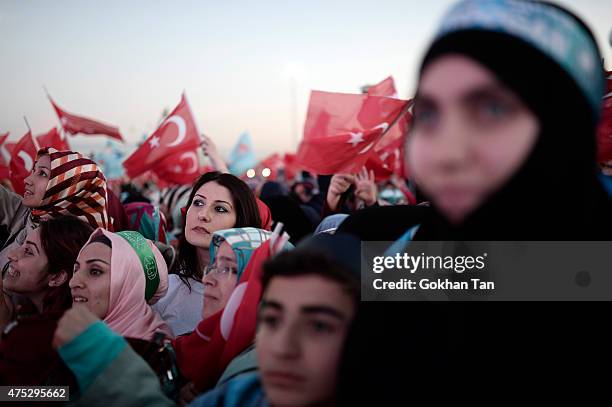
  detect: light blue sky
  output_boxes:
[1,0,611,159]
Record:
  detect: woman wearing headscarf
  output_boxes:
[0,147,109,273]
[352,0,612,401]
[401,1,611,241]
[68,228,172,340]
[173,227,276,396]
[51,227,285,405]
[51,228,172,397]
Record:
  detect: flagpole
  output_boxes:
[23,116,31,133]
[380,98,414,139]
[43,85,67,141]
[182,90,202,140]
[23,116,40,150]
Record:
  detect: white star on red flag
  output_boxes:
[347,132,364,147]
[149,135,160,148]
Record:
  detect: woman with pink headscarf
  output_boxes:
[67,228,172,340]
[40,229,174,398]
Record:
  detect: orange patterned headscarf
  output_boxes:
[30,147,109,229]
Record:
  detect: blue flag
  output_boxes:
[95,141,125,180]
[228,132,258,176]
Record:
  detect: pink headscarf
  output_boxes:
[82,228,173,340]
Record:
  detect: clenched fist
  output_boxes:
[52,305,100,350]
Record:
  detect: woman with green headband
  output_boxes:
[66,228,173,340]
[51,227,278,403]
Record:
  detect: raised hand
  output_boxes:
[200,134,229,173]
[326,174,355,211]
[355,167,377,207]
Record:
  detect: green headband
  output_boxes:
[117,231,160,302]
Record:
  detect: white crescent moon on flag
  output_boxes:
[372,122,389,133]
[179,151,198,173]
[358,142,375,155]
[164,116,187,147]
[18,151,34,171]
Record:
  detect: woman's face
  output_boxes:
[4,229,52,295]
[201,241,238,319]
[408,55,539,224]
[185,181,237,249]
[22,154,50,207]
[69,242,112,319]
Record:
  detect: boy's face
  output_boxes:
[257,275,355,407]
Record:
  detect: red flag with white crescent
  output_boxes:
[152,149,201,185]
[366,100,413,180]
[9,131,38,195]
[296,90,409,174]
[123,93,201,178]
[4,142,16,156]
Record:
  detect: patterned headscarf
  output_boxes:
[209,227,272,280]
[31,147,109,229]
[433,0,605,123]
[81,228,173,340]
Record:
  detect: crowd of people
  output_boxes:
[2,0,612,404]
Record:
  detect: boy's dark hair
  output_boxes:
[262,249,359,302]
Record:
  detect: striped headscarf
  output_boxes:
[30,147,109,229]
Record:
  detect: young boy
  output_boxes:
[193,233,360,407]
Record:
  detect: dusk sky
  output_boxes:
[1,0,611,159]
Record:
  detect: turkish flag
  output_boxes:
[0,132,9,180]
[35,127,70,151]
[9,131,38,195]
[367,76,398,98]
[49,97,123,142]
[152,149,201,185]
[296,90,409,174]
[366,100,413,180]
[4,142,16,156]
[174,240,273,391]
[365,151,394,181]
[123,93,201,178]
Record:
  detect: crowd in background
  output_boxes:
[1,0,612,405]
